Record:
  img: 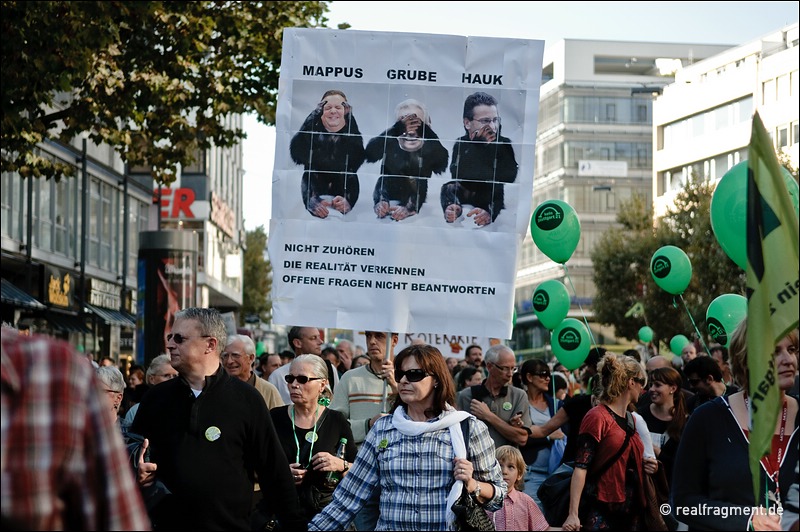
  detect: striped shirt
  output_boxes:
[1,330,150,530]
[309,411,506,531]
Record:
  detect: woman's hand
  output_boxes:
[289,462,308,486]
[752,510,781,530]
[562,512,581,531]
[453,457,474,484]
[311,451,343,473]
[643,457,658,475]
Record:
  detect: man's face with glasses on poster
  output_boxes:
[465,104,500,143]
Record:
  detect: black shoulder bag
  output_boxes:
[451,417,496,532]
[537,411,634,525]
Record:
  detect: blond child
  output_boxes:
[487,445,554,531]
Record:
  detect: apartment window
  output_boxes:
[636,104,648,123]
[778,126,789,149]
[763,79,775,105]
[605,103,616,122]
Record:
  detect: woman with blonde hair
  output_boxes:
[562,353,656,531]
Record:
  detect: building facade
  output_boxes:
[512,39,732,358]
[653,23,798,218]
[1,112,246,367]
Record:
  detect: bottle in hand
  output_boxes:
[323,438,348,489]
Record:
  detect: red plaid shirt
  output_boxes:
[1,330,151,530]
[486,488,550,531]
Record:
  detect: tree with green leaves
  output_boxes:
[1,1,333,183]
[241,225,272,325]
[592,177,746,350]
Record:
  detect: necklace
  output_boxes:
[291,403,320,465]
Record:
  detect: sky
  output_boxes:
[242,0,799,232]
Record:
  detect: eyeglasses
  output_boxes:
[395,369,430,383]
[491,362,517,373]
[532,371,551,379]
[472,117,500,126]
[285,374,323,385]
[633,377,647,386]
[221,352,247,360]
[104,388,123,396]
[167,333,211,344]
[156,373,178,379]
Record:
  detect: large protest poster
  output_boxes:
[268,28,544,339]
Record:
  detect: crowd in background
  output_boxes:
[2,317,798,531]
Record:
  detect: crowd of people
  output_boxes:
[2,314,798,531]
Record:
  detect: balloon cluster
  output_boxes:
[530,200,588,370]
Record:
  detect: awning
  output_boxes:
[47,313,92,334]
[84,304,135,327]
[1,278,46,309]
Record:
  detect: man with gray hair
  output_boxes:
[223,334,283,409]
[457,343,530,448]
[132,307,305,530]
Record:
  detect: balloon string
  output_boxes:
[562,264,598,347]
[677,294,711,356]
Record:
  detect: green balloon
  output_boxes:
[530,199,581,264]
[650,245,692,295]
[670,335,690,356]
[551,318,591,371]
[638,326,654,344]
[710,161,748,270]
[256,341,266,356]
[710,162,798,271]
[512,308,517,328]
[706,294,746,348]
[532,280,571,330]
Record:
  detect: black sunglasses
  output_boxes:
[285,374,323,385]
[633,377,647,386]
[396,368,430,383]
[532,371,551,378]
[166,333,211,344]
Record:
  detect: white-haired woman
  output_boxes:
[269,354,357,525]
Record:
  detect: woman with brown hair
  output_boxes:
[309,344,506,531]
[637,366,687,484]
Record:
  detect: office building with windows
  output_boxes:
[513,39,731,358]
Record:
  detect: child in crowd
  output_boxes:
[486,445,552,531]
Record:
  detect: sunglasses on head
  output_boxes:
[166,333,211,344]
[285,374,323,385]
[396,368,430,383]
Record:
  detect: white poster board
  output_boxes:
[268,28,544,339]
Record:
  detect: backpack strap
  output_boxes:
[460,417,471,460]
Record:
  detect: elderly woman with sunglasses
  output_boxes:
[309,344,506,531]
[269,354,357,525]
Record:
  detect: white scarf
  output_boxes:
[392,404,471,530]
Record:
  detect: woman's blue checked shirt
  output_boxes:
[308,412,506,531]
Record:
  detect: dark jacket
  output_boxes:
[671,396,799,530]
[131,365,306,531]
